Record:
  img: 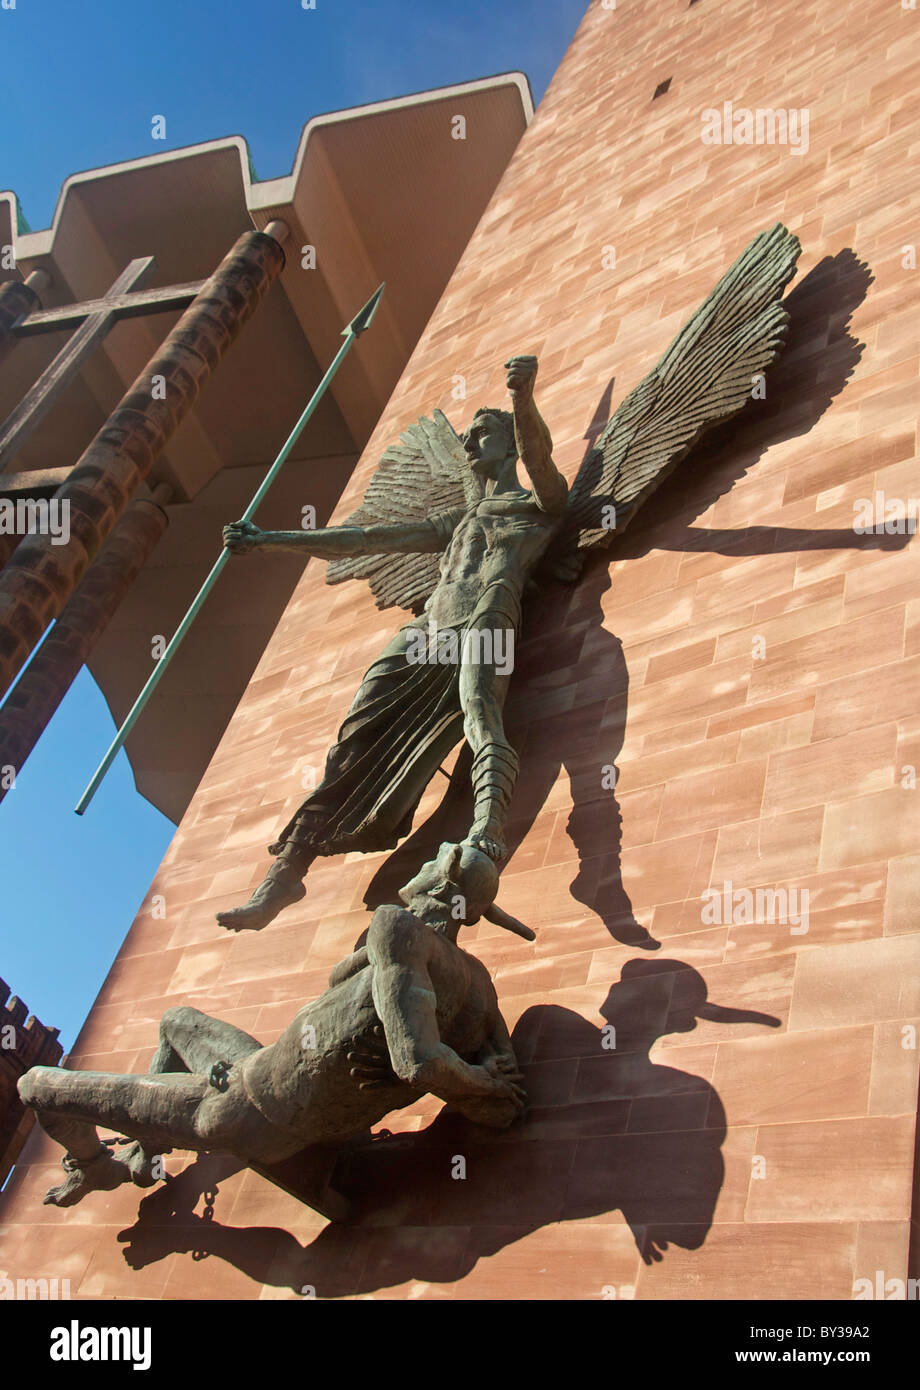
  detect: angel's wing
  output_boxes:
[325,408,476,611]
[548,222,802,579]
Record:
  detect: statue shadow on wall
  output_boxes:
[117,959,779,1297]
[364,248,895,947]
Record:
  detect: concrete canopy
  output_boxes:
[0,73,532,822]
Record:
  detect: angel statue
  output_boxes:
[218,223,801,933]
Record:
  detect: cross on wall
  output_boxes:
[0,258,207,473]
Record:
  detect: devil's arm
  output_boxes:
[477,1003,519,1073]
[367,908,502,1102]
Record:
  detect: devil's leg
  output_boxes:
[152,1005,263,1073]
[109,1006,267,1184]
[18,1066,212,1208]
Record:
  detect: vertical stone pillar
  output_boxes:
[0,280,37,337]
[0,272,52,569]
[0,227,288,700]
[0,269,50,368]
[0,487,171,800]
[0,533,20,571]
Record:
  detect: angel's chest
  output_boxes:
[453,509,549,559]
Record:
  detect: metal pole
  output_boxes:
[75,282,385,814]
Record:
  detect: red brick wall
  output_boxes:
[0,983,62,1188]
[2,0,918,1299]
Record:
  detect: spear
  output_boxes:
[75,282,385,814]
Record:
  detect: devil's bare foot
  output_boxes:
[117,1141,169,1188]
[43,1150,132,1208]
[216,868,305,932]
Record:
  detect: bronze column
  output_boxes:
[0,225,288,700]
[0,271,51,569]
[0,528,20,572]
[0,488,171,801]
[0,269,49,364]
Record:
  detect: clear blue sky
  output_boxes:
[0,0,586,1050]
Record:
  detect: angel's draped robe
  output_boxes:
[268,485,566,858]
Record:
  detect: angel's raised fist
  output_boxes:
[504,355,539,394]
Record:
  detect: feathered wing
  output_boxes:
[548,222,802,579]
[325,408,476,611]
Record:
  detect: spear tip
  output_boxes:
[345,282,386,338]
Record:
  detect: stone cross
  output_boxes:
[0,258,206,471]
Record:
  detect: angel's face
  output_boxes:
[464,414,510,476]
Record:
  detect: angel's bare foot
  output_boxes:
[216,863,305,932]
[468,741,517,863]
[43,1149,132,1208]
[466,818,507,863]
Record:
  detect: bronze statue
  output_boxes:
[18,844,532,1209]
[216,223,801,931]
[19,225,805,1228]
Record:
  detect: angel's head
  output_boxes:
[398,841,534,943]
[462,408,516,479]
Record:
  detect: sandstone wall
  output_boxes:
[2,0,918,1299]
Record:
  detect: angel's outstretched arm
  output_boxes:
[223,518,444,559]
[505,355,568,515]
